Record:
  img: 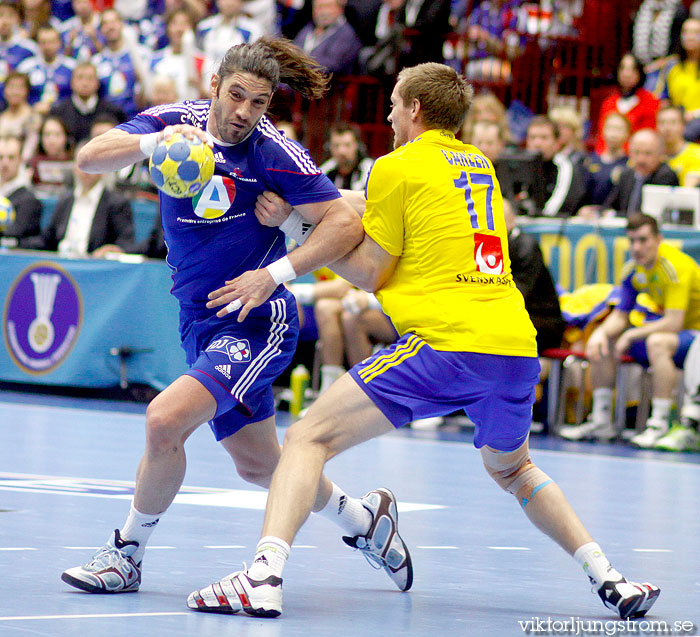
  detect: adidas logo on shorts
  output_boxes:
[215,364,231,379]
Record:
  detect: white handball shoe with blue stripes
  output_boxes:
[61,529,141,593]
[342,487,413,592]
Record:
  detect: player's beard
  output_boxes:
[210,98,260,145]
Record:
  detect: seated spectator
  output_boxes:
[463,0,523,82]
[319,123,373,191]
[0,72,40,161]
[549,106,586,167]
[359,0,451,77]
[197,0,264,91]
[560,213,700,448]
[22,140,135,256]
[293,0,362,76]
[91,9,149,118]
[598,129,678,217]
[148,74,179,107]
[470,120,506,163]
[0,134,42,247]
[59,0,102,61]
[504,198,566,353]
[19,0,62,40]
[242,0,277,36]
[138,207,167,259]
[594,53,660,155]
[289,274,397,396]
[17,24,75,116]
[0,0,39,109]
[49,61,126,143]
[584,112,630,207]
[30,114,74,192]
[148,8,202,102]
[657,104,700,187]
[525,115,587,217]
[668,18,700,142]
[460,92,509,145]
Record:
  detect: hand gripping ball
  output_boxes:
[149,132,215,198]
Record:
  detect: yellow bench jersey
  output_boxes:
[619,242,700,330]
[363,129,537,356]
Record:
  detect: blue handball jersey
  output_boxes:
[116,101,340,318]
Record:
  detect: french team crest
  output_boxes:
[206,336,252,363]
[474,233,504,275]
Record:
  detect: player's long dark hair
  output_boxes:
[216,36,331,100]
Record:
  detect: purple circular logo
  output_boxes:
[3,262,82,375]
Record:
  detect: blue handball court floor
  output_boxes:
[1,388,699,637]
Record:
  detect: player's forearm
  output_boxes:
[286,202,363,279]
[338,189,367,216]
[77,130,148,173]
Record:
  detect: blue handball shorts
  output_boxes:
[348,333,541,452]
[628,329,699,368]
[181,295,299,441]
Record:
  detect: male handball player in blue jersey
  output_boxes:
[201,63,661,620]
[61,37,413,598]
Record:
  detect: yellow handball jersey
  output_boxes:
[362,129,537,356]
[668,142,700,187]
[619,242,700,330]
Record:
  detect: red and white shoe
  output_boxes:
[597,578,660,619]
[187,569,283,618]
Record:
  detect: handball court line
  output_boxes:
[0,612,189,622]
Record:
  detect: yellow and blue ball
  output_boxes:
[0,196,16,233]
[149,132,215,199]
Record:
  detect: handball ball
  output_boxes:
[149,132,215,198]
[0,196,16,233]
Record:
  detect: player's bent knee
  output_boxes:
[145,403,185,452]
[282,416,337,460]
[236,462,276,487]
[481,445,553,508]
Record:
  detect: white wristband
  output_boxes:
[139,132,160,157]
[279,208,315,245]
[266,256,297,286]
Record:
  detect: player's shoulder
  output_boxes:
[658,242,696,280]
[251,116,321,175]
[139,99,210,127]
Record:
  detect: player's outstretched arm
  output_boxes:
[208,195,363,321]
[77,124,211,174]
[255,189,395,292]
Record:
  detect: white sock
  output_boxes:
[248,536,290,580]
[649,398,672,428]
[591,388,613,425]
[573,542,622,588]
[120,503,163,564]
[314,482,372,536]
[319,364,344,394]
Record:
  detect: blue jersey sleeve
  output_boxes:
[617,270,638,313]
[253,120,341,207]
[115,101,208,135]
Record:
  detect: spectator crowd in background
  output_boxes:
[3,0,700,451]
